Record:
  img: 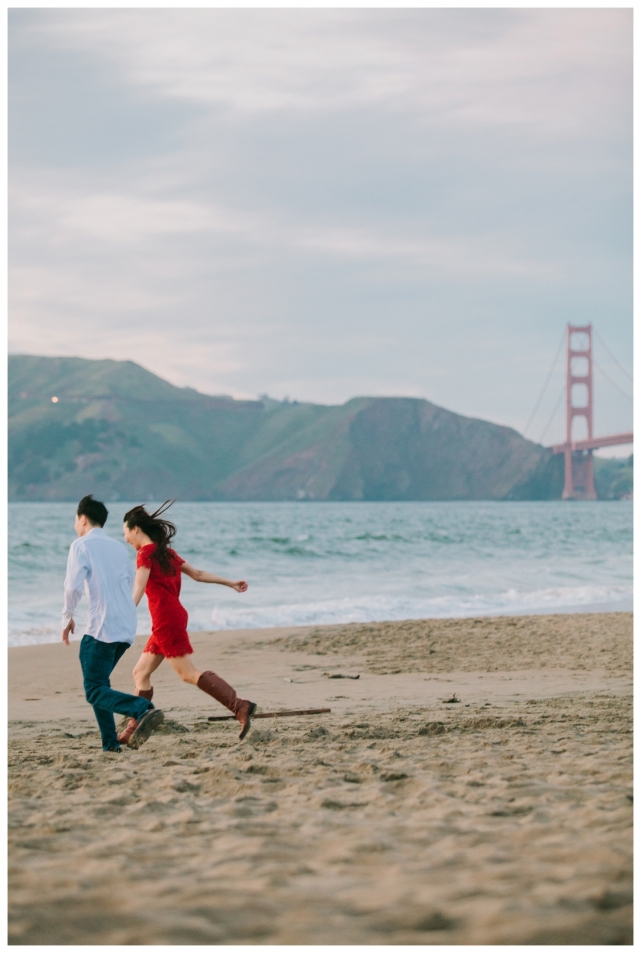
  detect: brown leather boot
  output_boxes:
[117,688,154,746]
[197,671,256,739]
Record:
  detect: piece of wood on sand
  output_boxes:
[207,707,331,722]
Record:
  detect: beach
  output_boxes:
[9,611,632,945]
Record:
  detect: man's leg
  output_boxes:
[90,705,121,751]
[79,636,154,750]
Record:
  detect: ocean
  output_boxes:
[8,501,632,648]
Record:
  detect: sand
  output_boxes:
[9,612,632,945]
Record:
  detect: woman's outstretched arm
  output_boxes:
[181,561,248,592]
[133,566,151,606]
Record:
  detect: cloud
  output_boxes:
[8,8,632,439]
[294,224,560,280]
[14,188,259,247]
[22,8,630,139]
[11,173,560,282]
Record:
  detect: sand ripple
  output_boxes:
[9,688,631,944]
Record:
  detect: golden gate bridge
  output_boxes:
[525,324,632,500]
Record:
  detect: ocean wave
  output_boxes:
[10,583,631,648]
[206,584,632,633]
[9,500,632,647]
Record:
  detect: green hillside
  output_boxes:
[9,354,575,502]
[594,455,633,500]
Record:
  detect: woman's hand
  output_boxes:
[231,580,248,593]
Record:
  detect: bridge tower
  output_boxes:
[551,324,632,493]
[562,323,596,500]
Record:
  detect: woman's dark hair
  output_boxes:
[123,500,177,573]
[78,494,108,527]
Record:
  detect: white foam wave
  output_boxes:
[9,583,631,647]
[207,584,632,632]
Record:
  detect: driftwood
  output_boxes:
[207,707,331,722]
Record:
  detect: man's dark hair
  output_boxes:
[77,495,108,527]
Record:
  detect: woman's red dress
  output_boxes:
[138,543,193,658]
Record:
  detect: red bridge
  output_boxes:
[549,324,632,500]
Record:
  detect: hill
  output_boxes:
[594,455,633,500]
[9,354,568,502]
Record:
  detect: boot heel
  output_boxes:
[239,702,257,740]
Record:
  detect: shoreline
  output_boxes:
[9,611,632,944]
[8,600,634,650]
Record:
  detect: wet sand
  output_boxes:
[9,612,632,944]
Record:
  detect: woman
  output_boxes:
[118,501,256,745]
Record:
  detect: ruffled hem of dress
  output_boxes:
[142,643,193,658]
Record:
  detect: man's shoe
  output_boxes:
[104,745,122,753]
[237,701,257,740]
[128,708,165,750]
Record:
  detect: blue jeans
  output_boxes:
[79,635,153,750]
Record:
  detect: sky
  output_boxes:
[8,8,633,454]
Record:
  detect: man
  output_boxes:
[62,495,164,752]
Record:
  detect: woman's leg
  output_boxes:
[167,654,203,685]
[118,652,166,744]
[133,651,165,692]
[170,654,256,739]
[118,652,165,745]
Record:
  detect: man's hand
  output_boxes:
[232,581,248,593]
[62,619,75,645]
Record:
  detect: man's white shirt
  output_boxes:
[62,527,138,644]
